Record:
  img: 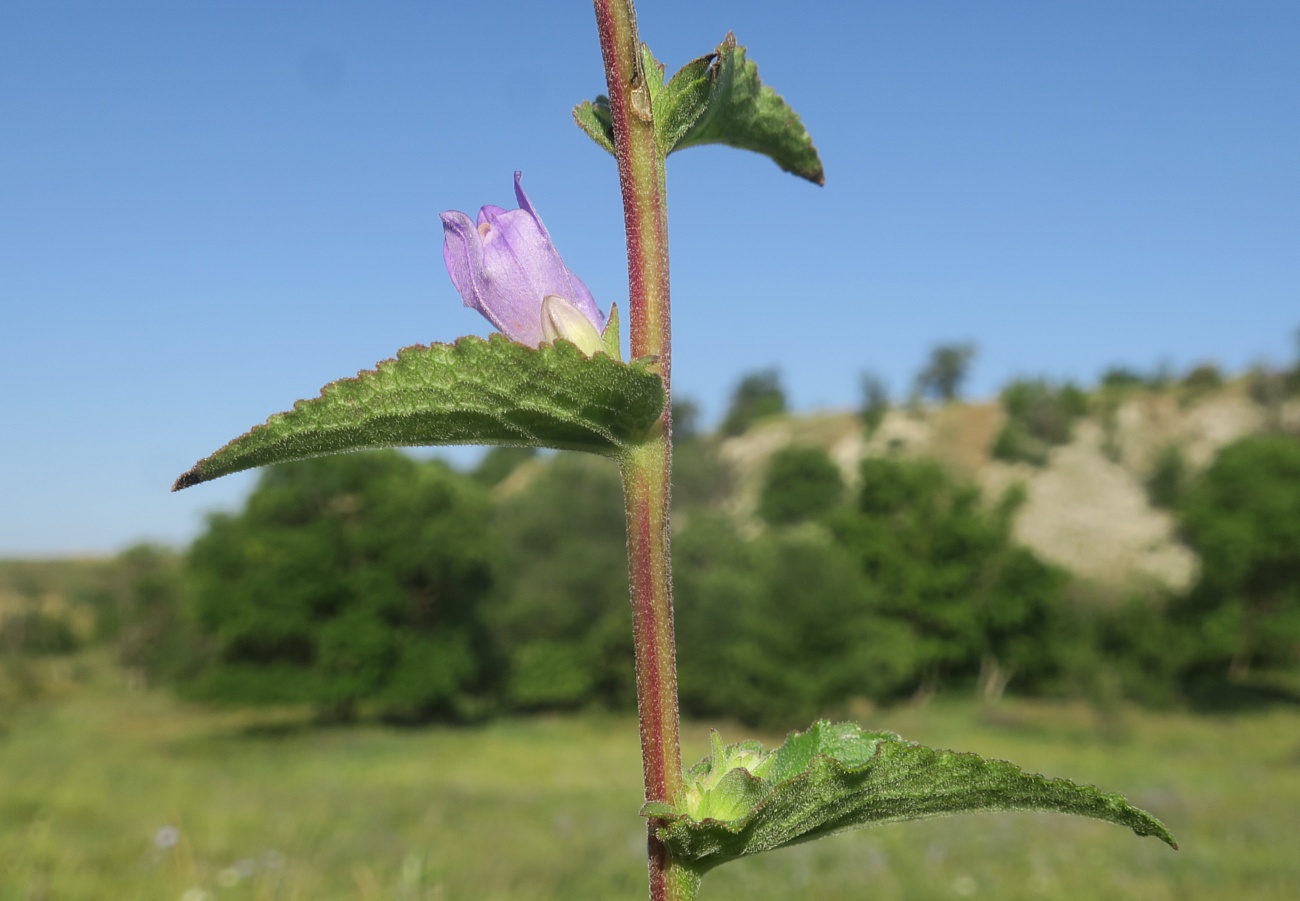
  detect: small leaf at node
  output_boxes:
[669,34,824,185]
[601,302,623,361]
[173,335,665,490]
[654,52,713,155]
[573,37,823,186]
[647,721,1176,875]
[572,95,614,156]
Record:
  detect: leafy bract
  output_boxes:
[573,35,824,185]
[173,335,665,490]
[644,721,1176,873]
[600,302,623,361]
[573,94,614,156]
[671,34,823,184]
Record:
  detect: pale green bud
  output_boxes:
[541,294,605,357]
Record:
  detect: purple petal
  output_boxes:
[439,172,604,347]
[477,204,507,230]
[513,171,553,244]
[441,210,506,336]
[511,173,604,329]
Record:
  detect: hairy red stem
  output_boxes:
[592,1,691,899]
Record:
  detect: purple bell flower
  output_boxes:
[441,172,605,351]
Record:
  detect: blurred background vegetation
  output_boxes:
[11,343,1290,724]
[2,341,1299,898]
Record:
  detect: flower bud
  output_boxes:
[541,295,606,356]
[440,172,605,349]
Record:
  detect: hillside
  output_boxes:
[717,383,1299,594]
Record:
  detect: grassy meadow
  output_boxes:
[1,653,1297,900]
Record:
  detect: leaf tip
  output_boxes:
[171,468,204,492]
[1137,812,1179,850]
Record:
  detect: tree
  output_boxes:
[758,445,845,524]
[1145,444,1188,510]
[90,544,197,688]
[472,446,537,488]
[1100,366,1146,390]
[673,431,736,515]
[0,610,78,657]
[829,456,1074,697]
[484,453,635,710]
[671,397,701,442]
[1180,362,1223,395]
[860,371,889,436]
[187,451,495,720]
[674,516,916,727]
[1173,435,1300,678]
[991,377,1089,466]
[913,343,976,403]
[0,565,78,658]
[720,368,786,436]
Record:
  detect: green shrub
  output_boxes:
[992,422,1049,466]
[720,369,786,436]
[831,457,1077,696]
[1145,444,1188,509]
[0,610,78,656]
[1246,364,1298,427]
[673,435,736,514]
[693,456,1086,709]
[485,453,634,711]
[992,378,1089,466]
[1181,362,1223,393]
[186,451,495,720]
[472,446,537,487]
[913,343,976,403]
[1173,434,1300,679]
[1178,362,1225,407]
[507,641,596,709]
[1088,596,1190,708]
[671,398,701,441]
[860,372,889,436]
[1101,364,1172,391]
[1100,366,1146,390]
[675,516,916,727]
[758,445,845,524]
[85,544,203,686]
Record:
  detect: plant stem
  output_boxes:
[621,440,691,901]
[593,1,691,899]
[593,0,672,372]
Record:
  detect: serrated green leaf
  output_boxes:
[173,335,665,490]
[573,37,823,185]
[654,52,713,156]
[764,720,895,781]
[672,34,824,185]
[649,721,1176,873]
[572,95,614,156]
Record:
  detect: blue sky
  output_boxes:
[3,1,1297,556]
